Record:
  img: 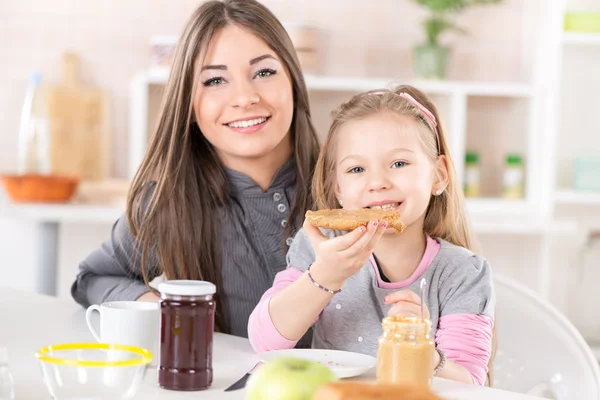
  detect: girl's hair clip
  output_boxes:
[368,90,440,155]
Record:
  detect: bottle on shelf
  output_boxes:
[464,151,481,198]
[0,347,15,400]
[502,154,525,199]
[17,72,50,176]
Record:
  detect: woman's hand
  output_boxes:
[136,291,160,302]
[304,218,387,291]
[384,289,430,320]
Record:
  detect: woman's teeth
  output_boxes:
[227,117,267,128]
[369,202,399,210]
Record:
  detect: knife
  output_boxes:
[224,361,263,392]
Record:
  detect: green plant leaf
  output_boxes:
[412,0,503,44]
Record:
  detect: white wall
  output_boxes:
[1,0,599,347]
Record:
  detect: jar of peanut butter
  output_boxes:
[376,316,435,386]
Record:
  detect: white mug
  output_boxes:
[85,301,160,362]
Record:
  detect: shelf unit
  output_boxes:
[555,189,600,205]
[563,31,600,46]
[129,67,545,226]
[546,1,600,361]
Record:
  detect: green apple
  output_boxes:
[245,357,337,400]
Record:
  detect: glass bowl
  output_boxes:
[35,343,152,400]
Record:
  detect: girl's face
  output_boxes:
[335,111,446,232]
[194,24,294,168]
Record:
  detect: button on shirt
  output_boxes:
[71,159,299,339]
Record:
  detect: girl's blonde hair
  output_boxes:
[313,84,496,385]
[313,84,477,252]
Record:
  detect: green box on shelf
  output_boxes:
[565,13,600,33]
[574,156,600,192]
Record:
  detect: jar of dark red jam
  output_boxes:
[157,280,216,391]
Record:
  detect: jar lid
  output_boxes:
[158,280,216,296]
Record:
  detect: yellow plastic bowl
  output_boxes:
[35,343,152,400]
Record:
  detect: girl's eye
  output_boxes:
[348,166,364,174]
[392,161,406,168]
[255,68,277,78]
[202,77,225,87]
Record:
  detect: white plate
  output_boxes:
[258,349,377,379]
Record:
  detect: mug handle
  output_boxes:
[85,305,102,342]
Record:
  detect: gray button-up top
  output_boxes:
[71,160,298,338]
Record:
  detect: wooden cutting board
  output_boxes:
[44,52,111,181]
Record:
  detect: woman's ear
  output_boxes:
[432,155,449,195]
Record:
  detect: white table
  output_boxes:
[0,288,543,400]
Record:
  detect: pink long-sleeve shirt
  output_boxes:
[248,231,495,386]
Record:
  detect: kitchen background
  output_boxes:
[1,0,600,358]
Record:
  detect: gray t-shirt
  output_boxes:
[71,160,301,338]
[286,228,496,356]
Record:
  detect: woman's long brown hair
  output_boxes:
[126,0,320,333]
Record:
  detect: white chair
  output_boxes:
[492,274,600,399]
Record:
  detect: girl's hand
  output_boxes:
[304,218,387,291]
[384,290,430,320]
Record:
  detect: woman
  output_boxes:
[71,0,320,338]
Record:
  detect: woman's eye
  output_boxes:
[348,167,364,173]
[255,68,277,78]
[202,77,225,87]
[392,161,406,168]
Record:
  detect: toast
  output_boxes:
[313,381,444,400]
[305,208,405,234]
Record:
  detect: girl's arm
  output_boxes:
[385,254,495,385]
[434,314,494,385]
[249,220,387,351]
[248,263,335,352]
[436,254,496,385]
[265,261,339,341]
[385,290,491,384]
[269,220,387,342]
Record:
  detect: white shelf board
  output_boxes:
[563,32,600,46]
[0,202,124,224]
[555,189,600,205]
[305,75,535,97]
[140,68,534,98]
[466,198,531,217]
[472,216,577,235]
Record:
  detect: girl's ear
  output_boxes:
[432,155,450,195]
[335,182,341,203]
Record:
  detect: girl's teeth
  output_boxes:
[228,117,267,128]
[370,203,399,210]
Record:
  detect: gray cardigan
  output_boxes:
[71,160,301,338]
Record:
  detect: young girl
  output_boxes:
[71,0,321,339]
[248,85,496,385]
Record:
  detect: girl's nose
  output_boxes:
[368,171,392,192]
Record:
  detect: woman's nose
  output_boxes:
[231,79,260,109]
